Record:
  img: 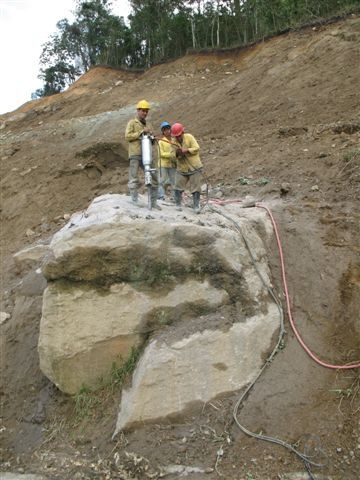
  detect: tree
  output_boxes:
[38,0,131,96]
[36,0,360,96]
[128,1,191,67]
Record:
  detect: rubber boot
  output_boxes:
[130,188,138,205]
[151,188,162,210]
[157,183,165,200]
[174,190,182,211]
[193,191,201,214]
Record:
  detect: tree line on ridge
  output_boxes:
[34,0,359,97]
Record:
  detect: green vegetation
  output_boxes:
[129,260,173,285]
[329,387,353,398]
[155,309,173,327]
[339,148,360,182]
[72,346,141,421]
[74,385,101,420]
[329,374,359,414]
[35,0,359,97]
[343,149,360,163]
[109,346,142,389]
[146,263,173,286]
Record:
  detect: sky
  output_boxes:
[0,0,131,114]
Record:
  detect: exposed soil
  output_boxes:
[0,14,359,480]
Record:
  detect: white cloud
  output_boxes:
[0,0,130,114]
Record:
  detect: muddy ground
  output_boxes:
[0,13,359,480]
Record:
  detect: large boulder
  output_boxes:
[40,279,229,394]
[114,303,279,435]
[37,194,281,429]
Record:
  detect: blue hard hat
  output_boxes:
[160,121,171,130]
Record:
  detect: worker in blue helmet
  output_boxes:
[157,121,176,202]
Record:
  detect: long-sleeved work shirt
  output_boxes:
[125,117,153,157]
[173,133,203,173]
[158,136,177,168]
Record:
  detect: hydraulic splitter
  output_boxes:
[141,133,156,209]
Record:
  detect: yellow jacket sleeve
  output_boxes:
[125,118,153,157]
[175,133,203,173]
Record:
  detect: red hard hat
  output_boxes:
[171,123,184,137]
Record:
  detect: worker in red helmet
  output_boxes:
[125,100,161,209]
[171,123,203,213]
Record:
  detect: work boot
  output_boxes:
[151,188,162,210]
[157,183,165,200]
[192,191,201,214]
[174,190,182,211]
[130,189,138,205]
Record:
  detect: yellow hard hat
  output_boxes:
[136,100,150,110]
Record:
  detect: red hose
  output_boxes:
[209,198,360,370]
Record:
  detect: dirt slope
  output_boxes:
[0,14,359,480]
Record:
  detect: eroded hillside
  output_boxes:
[0,14,359,480]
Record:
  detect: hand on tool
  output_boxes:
[176,148,188,157]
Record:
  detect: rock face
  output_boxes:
[38,193,281,429]
[113,304,279,435]
[40,279,228,394]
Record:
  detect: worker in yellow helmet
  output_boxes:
[125,100,161,209]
